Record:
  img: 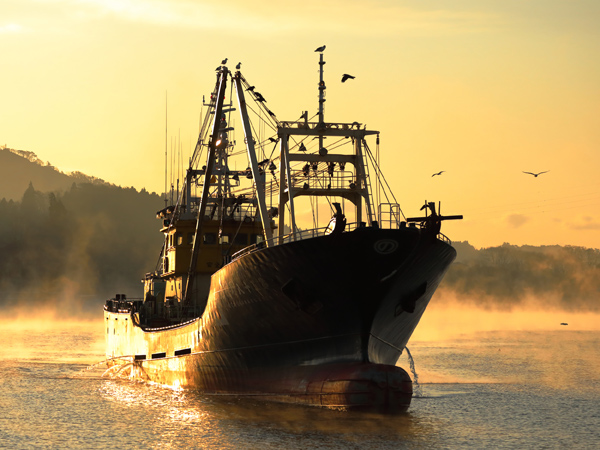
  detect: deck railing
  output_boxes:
[229,219,453,262]
[230,225,331,261]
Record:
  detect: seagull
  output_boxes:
[246,86,255,92]
[523,170,549,177]
[341,74,355,83]
[315,45,326,52]
[221,58,228,64]
[236,62,241,69]
[432,171,445,177]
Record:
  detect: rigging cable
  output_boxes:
[364,141,406,221]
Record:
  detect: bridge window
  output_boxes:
[203,233,216,245]
[219,234,230,244]
[176,232,183,246]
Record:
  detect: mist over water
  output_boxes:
[2,302,599,449]
[413,296,600,340]
[445,242,600,313]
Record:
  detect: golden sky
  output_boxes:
[2,0,600,249]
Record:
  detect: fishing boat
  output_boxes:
[104,50,462,412]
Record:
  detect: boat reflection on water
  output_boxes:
[98,378,433,445]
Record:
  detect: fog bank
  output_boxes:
[439,241,600,312]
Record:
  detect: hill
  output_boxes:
[0,149,165,316]
[440,241,600,311]
[0,147,111,201]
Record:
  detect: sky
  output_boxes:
[2,0,600,250]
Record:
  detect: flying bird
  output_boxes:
[523,171,549,177]
[236,62,241,69]
[341,74,355,83]
[221,58,228,64]
[432,171,445,177]
[315,45,326,52]
[560,323,568,326]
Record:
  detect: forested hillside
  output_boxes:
[0,182,164,315]
[440,241,600,311]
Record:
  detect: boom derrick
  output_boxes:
[233,72,274,243]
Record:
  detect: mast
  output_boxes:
[274,51,379,235]
[184,68,229,304]
[317,52,326,153]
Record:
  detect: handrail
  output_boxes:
[437,233,452,245]
[230,221,369,261]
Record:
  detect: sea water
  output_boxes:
[1,309,599,449]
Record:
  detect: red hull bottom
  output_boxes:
[209,363,413,413]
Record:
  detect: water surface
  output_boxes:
[1,310,598,449]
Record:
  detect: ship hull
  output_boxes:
[105,227,456,411]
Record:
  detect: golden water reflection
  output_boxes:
[98,378,437,447]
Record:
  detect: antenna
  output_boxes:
[170,136,174,204]
[165,91,168,208]
[318,53,326,124]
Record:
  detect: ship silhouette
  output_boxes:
[104,52,462,412]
